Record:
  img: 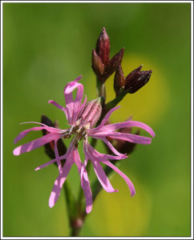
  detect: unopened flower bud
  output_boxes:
[41,115,67,162]
[125,65,152,94]
[96,27,110,65]
[92,49,105,78]
[114,65,125,96]
[105,48,124,79]
[92,28,125,84]
[77,98,102,128]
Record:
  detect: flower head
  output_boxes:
[13,76,155,213]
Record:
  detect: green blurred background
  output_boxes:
[3,2,191,237]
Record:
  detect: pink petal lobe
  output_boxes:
[49,159,73,208]
[108,132,152,145]
[13,133,61,156]
[81,168,93,214]
[92,160,118,193]
[14,126,45,144]
[102,159,136,197]
[54,140,62,173]
[63,76,84,124]
[93,106,120,130]
[84,140,126,161]
[90,135,125,156]
[72,148,93,213]
[92,121,155,137]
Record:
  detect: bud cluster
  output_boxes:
[92,27,124,83]
[92,27,152,97]
[114,64,152,96]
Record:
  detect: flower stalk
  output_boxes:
[13,27,155,237]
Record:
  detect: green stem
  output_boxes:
[97,79,106,99]
[105,91,127,113]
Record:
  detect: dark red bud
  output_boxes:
[92,49,105,77]
[101,48,124,83]
[125,67,152,94]
[96,27,110,65]
[106,48,124,73]
[114,65,125,96]
[126,65,143,81]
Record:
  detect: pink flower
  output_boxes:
[13,76,155,213]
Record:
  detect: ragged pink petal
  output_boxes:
[54,140,62,173]
[91,120,155,137]
[14,126,46,144]
[80,162,92,213]
[84,141,120,193]
[89,135,125,157]
[36,141,74,171]
[14,125,65,145]
[72,147,93,213]
[13,133,61,156]
[64,76,83,104]
[93,106,120,130]
[20,121,66,133]
[107,132,152,145]
[64,76,84,124]
[84,140,126,160]
[48,100,68,118]
[49,159,74,208]
[35,156,64,171]
[80,167,93,213]
[92,160,118,193]
[79,95,87,114]
[101,159,136,197]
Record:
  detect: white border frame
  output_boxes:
[1,0,193,239]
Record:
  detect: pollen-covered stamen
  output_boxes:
[77,98,102,128]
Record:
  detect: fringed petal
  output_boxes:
[72,147,93,213]
[13,133,61,156]
[91,106,120,131]
[107,132,152,145]
[64,76,84,124]
[14,124,65,144]
[101,159,136,197]
[92,160,118,193]
[49,159,74,208]
[91,120,155,138]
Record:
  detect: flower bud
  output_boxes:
[96,27,110,65]
[105,48,124,80]
[92,49,105,78]
[114,65,125,96]
[77,98,102,128]
[92,28,125,84]
[125,66,152,94]
[41,115,67,162]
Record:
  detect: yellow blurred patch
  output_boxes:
[84,174,151,236]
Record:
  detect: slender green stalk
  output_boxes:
[105,91,127,113]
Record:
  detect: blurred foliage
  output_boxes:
[3,2,191,237]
